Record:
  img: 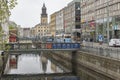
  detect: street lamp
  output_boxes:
[107,0,110,45]
[75,6,80,42]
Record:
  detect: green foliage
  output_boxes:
[0,36,11,51]
[0,26,2,32]
[5,45,11,51]
[0,0,17,22]
[8,21,18,30]
[9,25,15,30]
[0,0,17,51]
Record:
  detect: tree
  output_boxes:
[0,0,17,22]
[0,0,17,50]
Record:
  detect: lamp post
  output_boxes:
[107,0,110,45]
[76,6,80,42]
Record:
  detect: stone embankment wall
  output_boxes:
[0,51,9,77]
[46,51,118,80]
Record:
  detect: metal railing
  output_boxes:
[6,43,81,51]
[80,45,120,60]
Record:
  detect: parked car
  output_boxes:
[109,39,120,47]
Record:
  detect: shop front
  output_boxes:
[114,16,120,38]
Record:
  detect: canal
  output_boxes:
[2,51,114,80]
[4,52,69,74]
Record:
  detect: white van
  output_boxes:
[109,39,120,47]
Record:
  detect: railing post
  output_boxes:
[72,50,77,75]
[26,44,28,49]
[18,43,20,49]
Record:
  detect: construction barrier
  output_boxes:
[73,43,80,48]
[46,43,52,49]
[52,43,57,49]
[56,43,62,49]
[62,44,67,49]
[66,44,71,48]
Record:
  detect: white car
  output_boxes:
[109,39,120,47]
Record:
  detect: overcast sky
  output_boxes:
[10,0,73,28]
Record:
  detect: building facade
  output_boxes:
[31,27,36,38]
[81,0,120,42]
[64,0,81,41]
[49,0,81,41]
[8,21,18,43]
[9,29,17,42]
[34,3,49,38]
[17,25,24,38]
[56,9,64,36]
[23,28,31,38]
[50,12,56,37]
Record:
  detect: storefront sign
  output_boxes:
[113,25,120,30]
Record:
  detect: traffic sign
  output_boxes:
[98,35,103,42]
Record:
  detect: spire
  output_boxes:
[42,3,46,10]
[41,3,47,17]
[43,3,45,8]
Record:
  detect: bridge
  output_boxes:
[5,42,80,53]
[2,41,120,80]
[0,42,79,80]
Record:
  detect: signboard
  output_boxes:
[52,44,57,49]
[98,35,103,42]
[72,29,81,32]
[73,43,80,48]
[62,44,67,49]
[66,44,71,48]
[52,43,80,49]
[113,25,120,30]
[113,25,118,30]
[57,44,62,49]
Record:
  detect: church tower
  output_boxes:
[41,3,48,24]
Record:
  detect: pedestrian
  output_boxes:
[82,39,86,46]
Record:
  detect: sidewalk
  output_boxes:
[85,42,108,47]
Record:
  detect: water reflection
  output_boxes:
[4,53,64,74]
[9,55,18,69]
[40,53,48,73]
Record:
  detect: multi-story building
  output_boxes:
[31,27,36,38]
[81,0,95,41]
[34,3,49,38]
[9,29,18,42]
[8,21,18,42]
[56,9,64,36]
[50,12,56,37]
[81,0,120,42]
[23,28,31,38]
[49,0,81,41]
[64,0,81,41]
[17,25,24,38]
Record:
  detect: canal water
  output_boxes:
[2,52,113,80]
[4,53,68,74]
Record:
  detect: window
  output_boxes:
[75,25,81,29]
